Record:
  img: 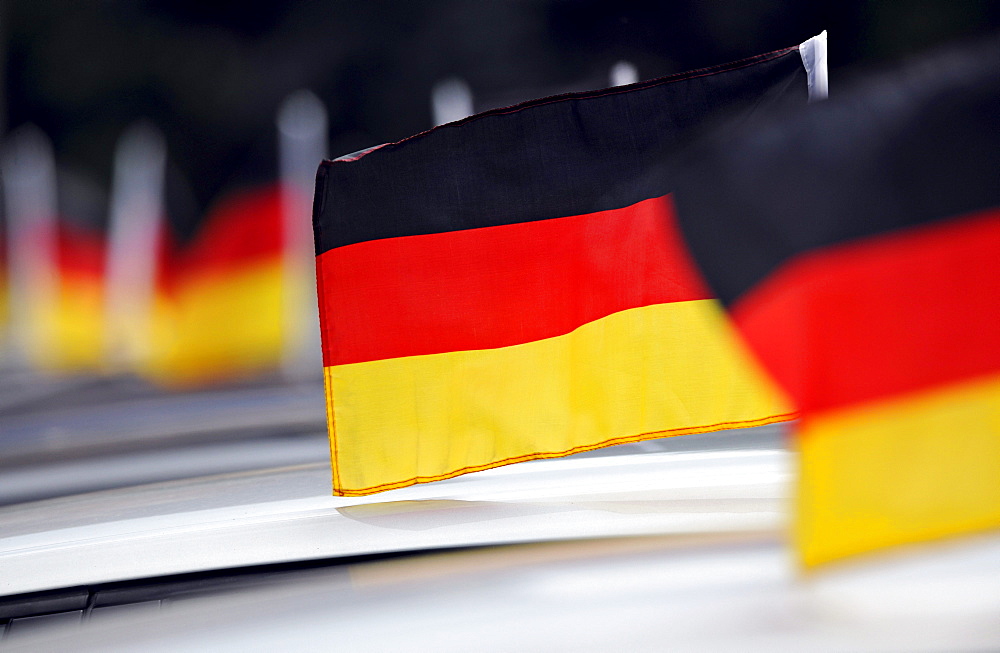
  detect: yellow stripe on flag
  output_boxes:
[29,277,105,371]
[325,299,794,496]
[796,372,1000,568]
[147,260,285,384]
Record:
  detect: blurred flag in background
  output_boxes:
[146,90,325,386]
[311,35,826,496]
[147,184,287,384]
[1,91,326,387]
[674,36,1000,567]
[46,220,106,370]
[3,126,106,371]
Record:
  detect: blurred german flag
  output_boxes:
[146,184,289,385]
[8,218,107,372]
[2,127,108,372]
[675,36,1000,567]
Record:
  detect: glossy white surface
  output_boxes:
[0,447,790,596]
[14,531,1000,652]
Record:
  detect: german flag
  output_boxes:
[25,220,107,371]
[312,41,822,496]
[147,184,287,384]
[673,37,1000,567]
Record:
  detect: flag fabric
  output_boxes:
[673,37,1000,567]
[147,184,288,384]
[27,220,106,371]
[2,126,108,372]
[312,40,824,496]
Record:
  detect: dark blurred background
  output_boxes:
[3,0,998,241]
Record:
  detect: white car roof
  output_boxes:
[0,438,788,595]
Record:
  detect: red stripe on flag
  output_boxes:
[56,220,105,281]
[733,206,1000,417]
[317,195,711,366]
[183,184,286,276]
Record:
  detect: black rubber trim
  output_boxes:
[0,544,483,629]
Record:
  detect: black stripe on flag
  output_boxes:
[673,36,1000,307]
[314,48,806,255]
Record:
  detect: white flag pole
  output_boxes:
[278,90,327,380]
[609,61,639,87]
[104,121,166,370]
[2,125,58,368]
[799,31,829,101]
[431,78,474,126]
